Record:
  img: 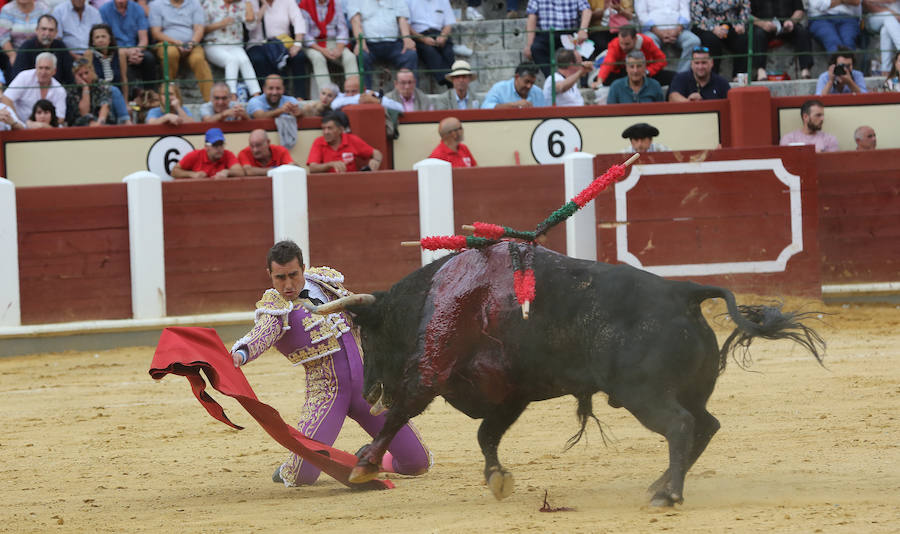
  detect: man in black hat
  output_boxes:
[620,122,669,153]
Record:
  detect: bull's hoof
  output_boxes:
[348,463,380,484]
[487,468,514,500]
[649,490,683,507]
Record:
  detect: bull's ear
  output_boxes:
[345,291,384,326]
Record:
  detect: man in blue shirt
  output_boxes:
[607,50,664,104]
[482,61,546,109]
[247,74,305,119]
[815,47,867,95]
[100,0,158,97]
[667,47,730,102]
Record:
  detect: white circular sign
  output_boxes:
[147,136,195,179]
[530,118,583,164]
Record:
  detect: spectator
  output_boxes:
[299,0,357,91]
[0,97,24,129]
[239,128,295,175]
[808,0,861,52]
[66,55,131,125]
[149,0,213,101]
[853,125,876,150]
[434,59,479,109]
[429,116,476,167]
[99,0,157,97]
[201,0,261,100]
[884,49,900,90]
[751,0,813,80]
[523,0,592,76]
[348,0,418,88]
[0,0,51,83]
[11,14,75,85]
[144,81,195,124]
[863,0,900,73]
[691,0,760,81]
[543,47,591,106]
[667,46,730,101]
[385,68,433,111]
[329,73,404,111]
[591,25,672,87]
[816,47,867,94]
[619,122,669,152]
[608,50,665,103]
[200,81,250,121]
[52,0,102,59]
[307,110,382,173]
[247,74,305,119]
[26,97,58,127]
[635,0,700,72]
[482,61,545,109]
[779,99,839,153]
[245,0,309,99]
[171,127,244,179]
[298,80,338,116]
[87,24,126,98]
[407,0,456,88]
[588,0,635,55]
[2,51,65,122]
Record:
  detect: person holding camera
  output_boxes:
[816,46,867,94]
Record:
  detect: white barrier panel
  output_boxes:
[414,158,455,266]
[270,165,310,264]
[0,178,20,326]
[123,171,166,319]
[564,152,598,261]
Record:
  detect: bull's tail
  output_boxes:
[564,393,611,450]
[693,286,826,372]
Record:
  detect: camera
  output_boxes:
[834,64,847,76]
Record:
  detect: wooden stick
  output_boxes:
[623,152,640,167]
[521,301,530,320]
[400,241,422,247]
[461,224,475,233]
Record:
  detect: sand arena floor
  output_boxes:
[1,298,898,533]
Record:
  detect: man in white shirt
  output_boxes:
[542,48,591,106]
[2,52,67,123]
[53,0,103,58]
[635,0,700,71]
[330,74,404,112]
[0,101,25,130]
[407,0,456,88]
[348,0,418,88]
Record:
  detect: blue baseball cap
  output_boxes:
[205,127,226,145]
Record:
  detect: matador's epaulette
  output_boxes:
[304,266,352,299]
[254,288,294,330]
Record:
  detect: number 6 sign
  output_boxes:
[530,118,583,164]
[147,136,195,180]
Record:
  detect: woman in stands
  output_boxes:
[66,57,133,126]
[201,0,261,100]
[86,24,129,99]
[144,82,196,125]
[691,0,765,81]
[885,50,900,91]
[27,99,60,128]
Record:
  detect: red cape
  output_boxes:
[149,326,393,490]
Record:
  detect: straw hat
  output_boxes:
[445,60,477,81]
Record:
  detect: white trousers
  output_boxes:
[204,43,262,95]
[867,13,900,72]
[306,44,358,94]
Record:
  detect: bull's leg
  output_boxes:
[349,410,412,483]
[621,393,695,507]
[646,406,720,497]
[478,402,527,500]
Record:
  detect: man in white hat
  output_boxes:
[435,59,480,110]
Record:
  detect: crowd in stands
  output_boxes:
[0,0,897,162]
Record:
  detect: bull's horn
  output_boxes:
[301,293,375,314]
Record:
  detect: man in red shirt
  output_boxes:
[306,111,383,173]
[171,128,245,179]
[429,117,477,168]
[239,129,296,175]
[592,25,673,88]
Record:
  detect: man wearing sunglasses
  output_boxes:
[667,46,730,102]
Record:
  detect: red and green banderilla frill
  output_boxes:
[402,153,639,318]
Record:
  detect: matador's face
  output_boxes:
[268,258,304,301]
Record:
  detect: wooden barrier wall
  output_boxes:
[592,147,822,297]
[816,149,900,284]
[16,183,131,324]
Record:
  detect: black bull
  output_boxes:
[307,243,824,506]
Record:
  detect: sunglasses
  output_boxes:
[692,46,710,53]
